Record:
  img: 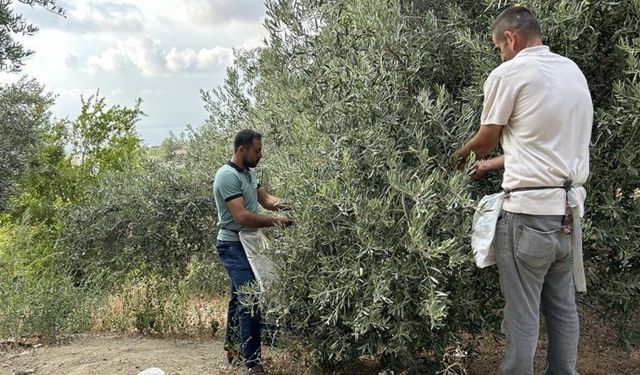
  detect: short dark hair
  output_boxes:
[492,6,541,41]
[234,129,262,151]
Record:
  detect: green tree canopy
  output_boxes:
[0,77,53,210]
[7,93,145,220]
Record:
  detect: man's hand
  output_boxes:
[469,160,489,180]
[468,155,505,180]
[454,124,503,170]
[453,148,469,171]
[258,186,291,211]
[275,216,293,227]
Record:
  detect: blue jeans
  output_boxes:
[216,240,261,369]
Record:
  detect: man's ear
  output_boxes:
[504,31,516,49]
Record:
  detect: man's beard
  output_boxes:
[244,157,260,168]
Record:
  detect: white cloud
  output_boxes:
[196,47,235,70]
[85,40,233,76]
[126,0,191,24]
[64,53,81,69]
[84,38,168,76]
[185,0,265,25]
[166,46,233,72]
[70,2,144,34]
[24,0,145,35]
[126,39,168,76]
[86,47,129,72]
[165,48,198,72]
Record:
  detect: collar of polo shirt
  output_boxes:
[227,161,248,172]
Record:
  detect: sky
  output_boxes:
[0,0,269,145]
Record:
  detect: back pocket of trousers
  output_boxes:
[515,224,558,269]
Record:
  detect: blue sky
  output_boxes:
[0,0,268,145]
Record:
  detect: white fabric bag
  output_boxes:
[471,191,505,268]
[567,189,586,292]
[239,230,278,291]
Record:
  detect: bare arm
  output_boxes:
[454,124,503,169]
[470,154,504,180]
[227,197,290,228]
[257,186,289,211]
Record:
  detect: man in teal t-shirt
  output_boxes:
[212,129,290,375]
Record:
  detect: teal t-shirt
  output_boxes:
[213,162,260,241]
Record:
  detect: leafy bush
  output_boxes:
[0,78,53,210]
[0,222,95,341]
[61,159,220,278]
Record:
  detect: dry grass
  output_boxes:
[92,280,228,338]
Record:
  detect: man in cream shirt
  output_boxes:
[455,6,592,375]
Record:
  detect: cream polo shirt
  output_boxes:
[481,45,593,216]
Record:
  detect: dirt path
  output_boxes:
[2,305,638,375]
[1,334,235,375]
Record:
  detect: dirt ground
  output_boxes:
[467,304,640,375]
[1,305,638,375]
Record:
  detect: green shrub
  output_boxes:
[0,78,53,210]
[0,223,95,341]
[61,159,218,278]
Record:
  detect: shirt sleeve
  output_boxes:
[480,72,515,126]
[216,171,243,202]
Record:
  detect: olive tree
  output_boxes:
[0,78,53,210]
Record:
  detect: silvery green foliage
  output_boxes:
[194,0,640,370]
[0,78,53,211]
[254,1,497,370]
[61,159,218,279]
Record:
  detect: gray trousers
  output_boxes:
[495,211,579,375]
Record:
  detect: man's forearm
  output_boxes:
[471,154,504,180]
[262,195,289,211]
[479,155,504,171]
[454,124,503,169]
[457,134,497,161]
[236,210,285,228]
[455,141,491,170]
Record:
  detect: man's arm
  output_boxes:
[454,124,503,169]
[257,186,289,211]
[471,154,504,180]
[227,197,290,228]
